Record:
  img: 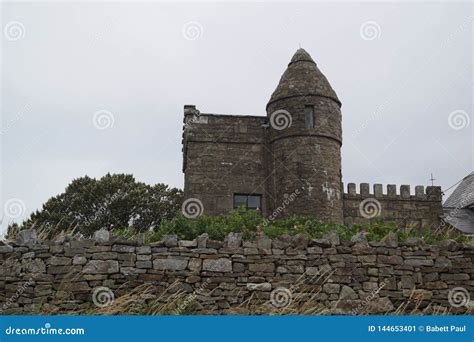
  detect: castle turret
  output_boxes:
[265,48,343,223]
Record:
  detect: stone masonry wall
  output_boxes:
[343,183,443,229]
[1,229,472,315]
[182,105,268,216]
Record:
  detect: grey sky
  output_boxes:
[1,1,472,235]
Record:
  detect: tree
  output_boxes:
[17,173,183,237]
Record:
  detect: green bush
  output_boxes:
[111,208,468,244]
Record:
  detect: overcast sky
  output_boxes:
[1,1,472,235]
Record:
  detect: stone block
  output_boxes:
[112,245,135,253]
[83,260,119,274]
[202,258,232,272]
[249,263,275,273]
[153,258,188,271]
[246,283,271,291]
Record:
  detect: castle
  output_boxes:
[182,49,443,228]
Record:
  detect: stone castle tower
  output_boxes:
[182,49,442,228]
[266,48,343,223]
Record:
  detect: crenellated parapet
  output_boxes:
[344,183,442,201]
[343,183,443,228]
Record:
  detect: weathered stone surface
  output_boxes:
[340,285,358,300]
[202,258,232,272]
[326,232,340,246]
[93,228,110,243]
[249,263,275,273]
[292,233,309,249]
[257,236,272,252]
[188,258,202,272]
[179,240,197,248]
[16,229,37,246]
[246,282,271,291]
[311,239,331,248]
[0,245,14,253]
[197,233,208,248]
[73,256,87,265]
[323,283,340,294]
[49,256,72,266]
[351,232,368,244]
[377,255,403,265]
[273,234,292,249]
[136,261,152,269]
[1,233,471,315]
[224,233,243,248]
[404,259,433,267]
[438,239,460,251]
[136,246,151,254]
[112,245,135,253]
[380,232,398,248]
[153,258,188,271]
[163,235,178,248]
[83,260,119,274]
[233,262,245,272]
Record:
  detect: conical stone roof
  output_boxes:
[267,48,340,109]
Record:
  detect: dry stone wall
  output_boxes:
[1,229,472,315]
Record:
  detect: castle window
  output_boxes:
[233,194,262,210]
[304,105,314,128]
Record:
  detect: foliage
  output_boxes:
[111,207,468,244]
[13,173,183,238]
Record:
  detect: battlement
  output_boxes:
[343,183,442,201]
[342,183,443,228]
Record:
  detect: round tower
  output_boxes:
[266,48,343,223]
